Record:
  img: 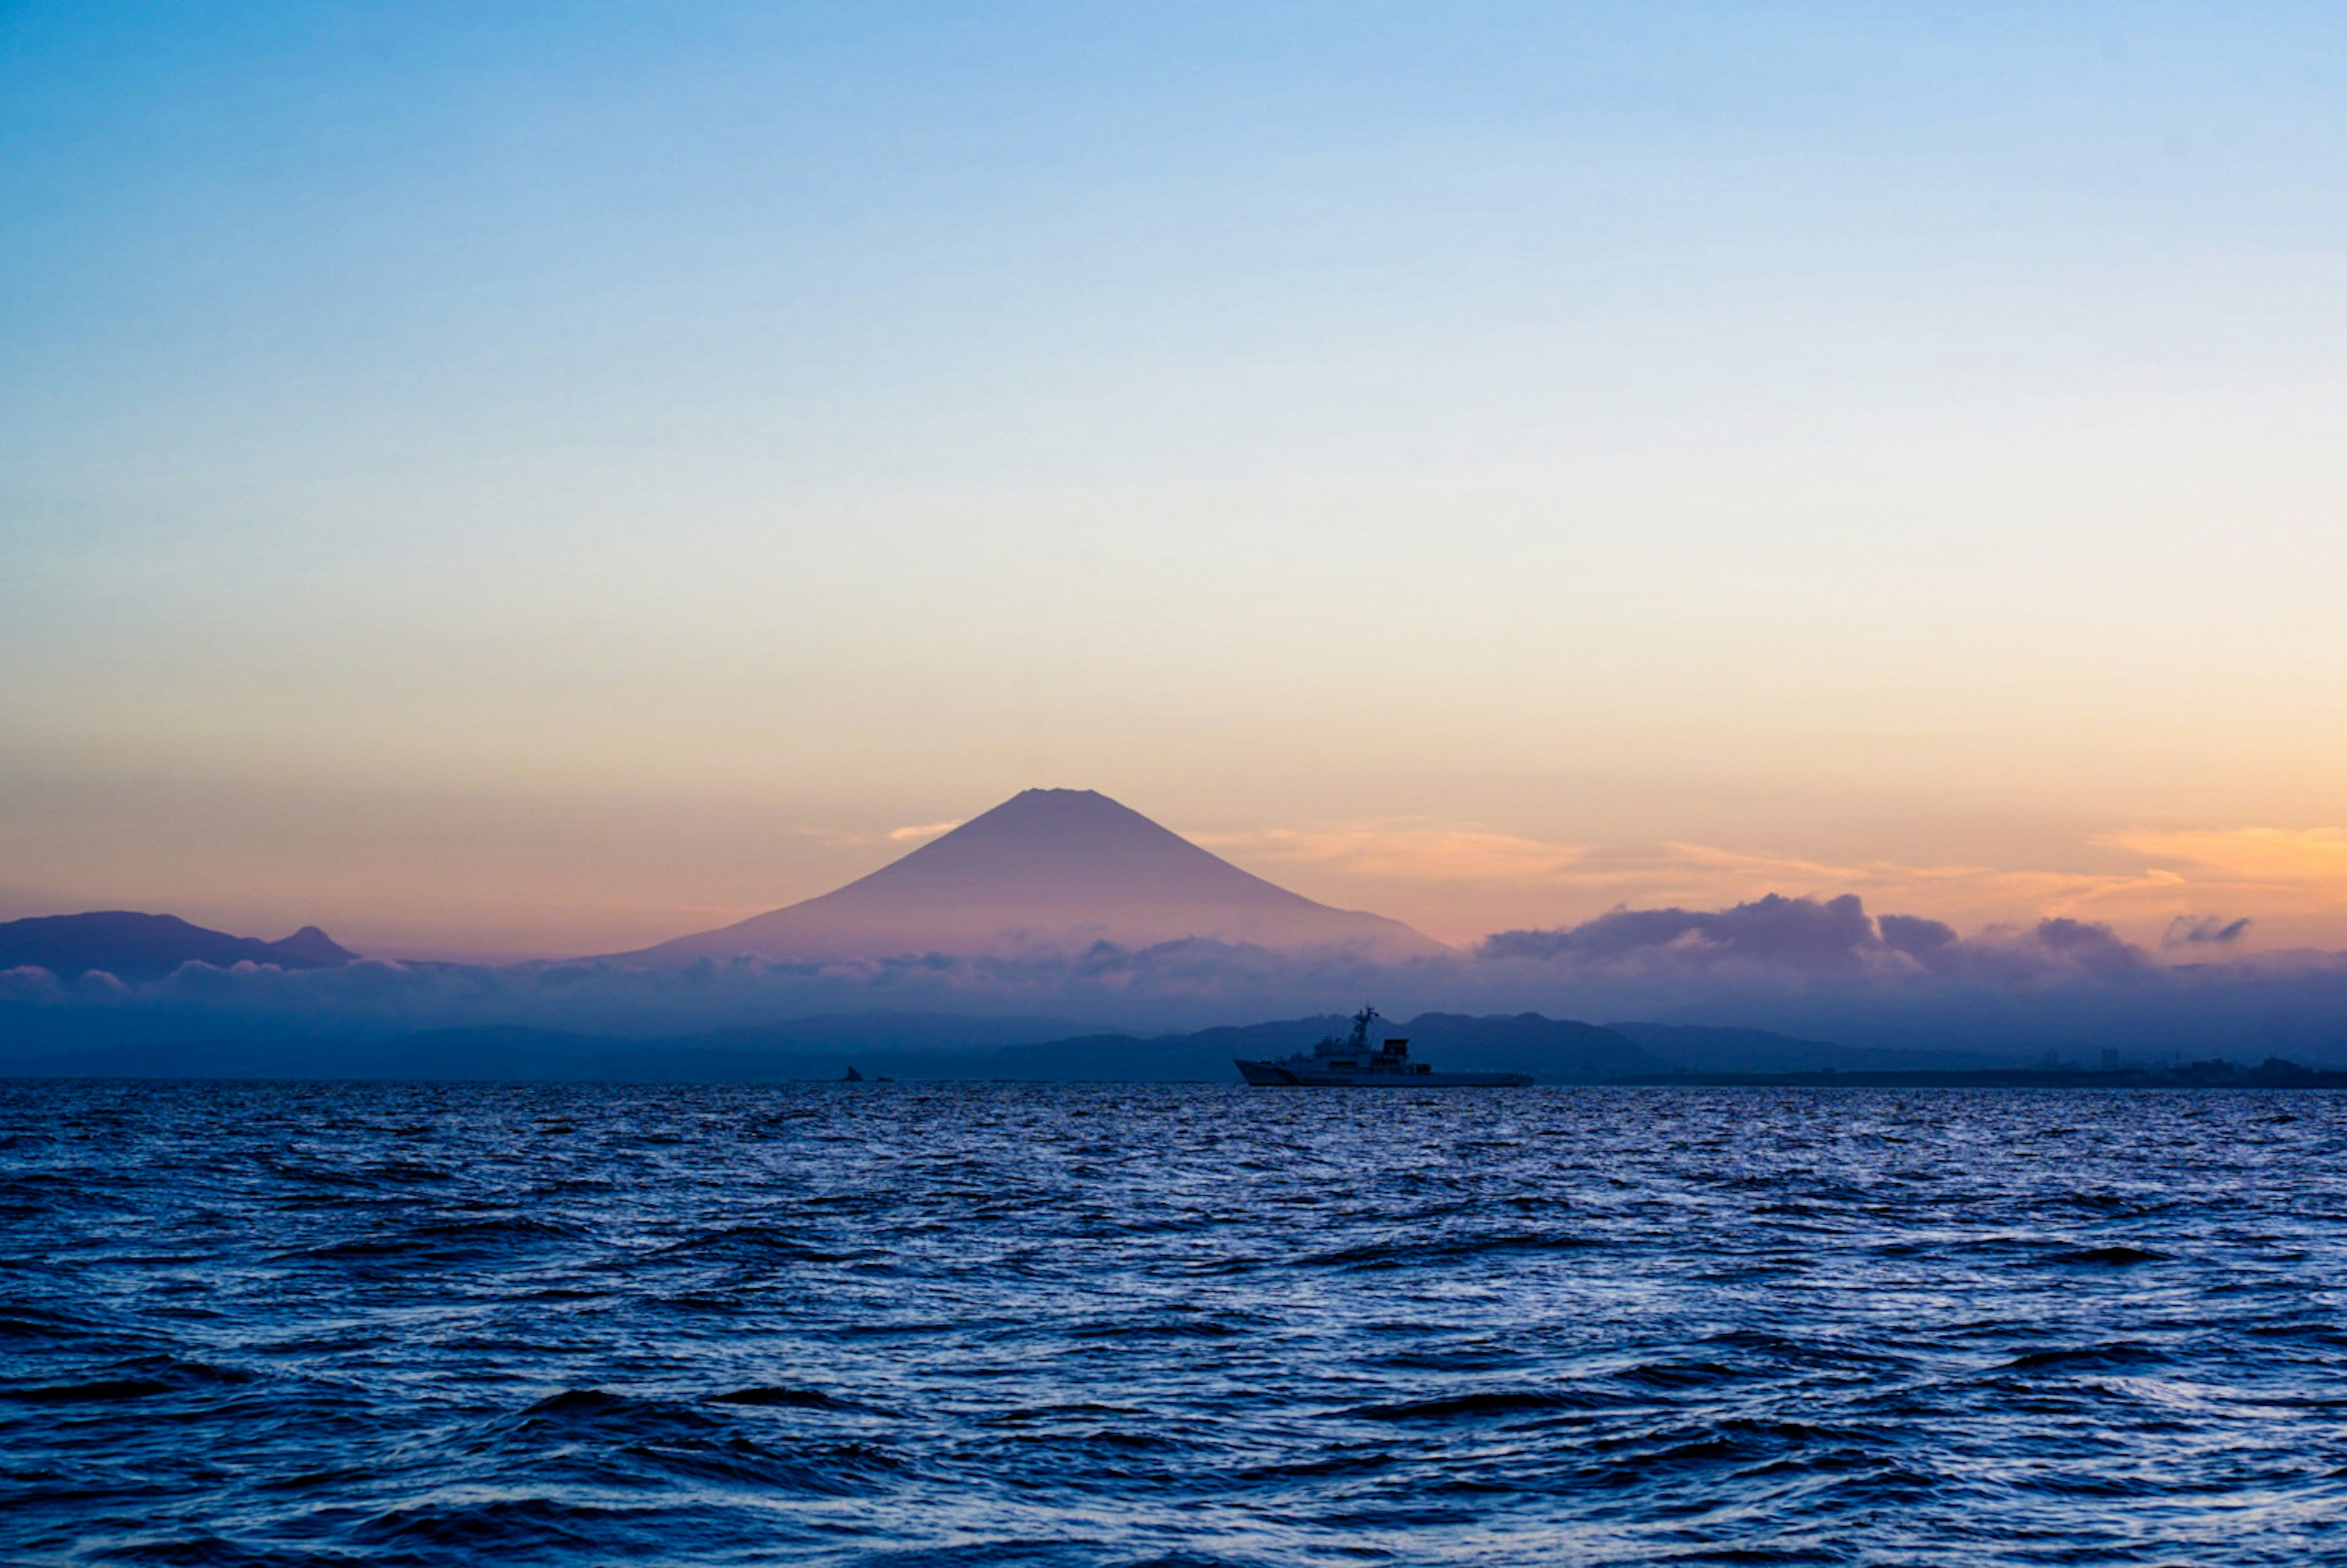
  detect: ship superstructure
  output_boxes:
[1235,1007,1532,1088]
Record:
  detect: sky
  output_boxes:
[4,2,2345,960]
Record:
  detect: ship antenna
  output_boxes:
[1350,1005,1378,1052]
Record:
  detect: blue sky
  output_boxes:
[4,3,2346,956]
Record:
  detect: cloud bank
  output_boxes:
[1482,893,2165,984]
[6,892,2347,1068]
[1201,820,2347,953]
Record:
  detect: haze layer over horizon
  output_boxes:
[5,3,2346,959]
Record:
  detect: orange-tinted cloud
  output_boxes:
[2104,827,2347,895]
[1194,825,1590,885]
[1201,819,2347,951]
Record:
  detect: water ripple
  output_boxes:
[4,1080,2346,1564]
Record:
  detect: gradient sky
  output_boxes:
[4,2,2345,958]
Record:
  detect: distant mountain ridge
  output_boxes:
[614,788,1445,964]
[0,1009,1765,1083]
[1604,1022,2016,1074]
[14,1005,2324,1084]
[0,912,358,984]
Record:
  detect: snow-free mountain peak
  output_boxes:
[614,788,1445,963]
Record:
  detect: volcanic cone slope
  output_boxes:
[617,788,1445,963]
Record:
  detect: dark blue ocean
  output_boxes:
[5,1082,2346,1566]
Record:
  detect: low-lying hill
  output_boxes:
[1605,1022,2018,1074]
[0,912,357,984]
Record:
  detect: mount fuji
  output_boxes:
[612,788,1444,964]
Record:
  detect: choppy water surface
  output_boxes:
[5,1082,2346,1566]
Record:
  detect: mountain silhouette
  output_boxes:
[0,912,358,983]
[615,788,1445,963]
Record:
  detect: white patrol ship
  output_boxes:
[1235,1007,1532,1087]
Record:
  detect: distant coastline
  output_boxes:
[1612,1060,2347,1089]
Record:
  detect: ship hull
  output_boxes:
[1235,1058,1532,1088]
